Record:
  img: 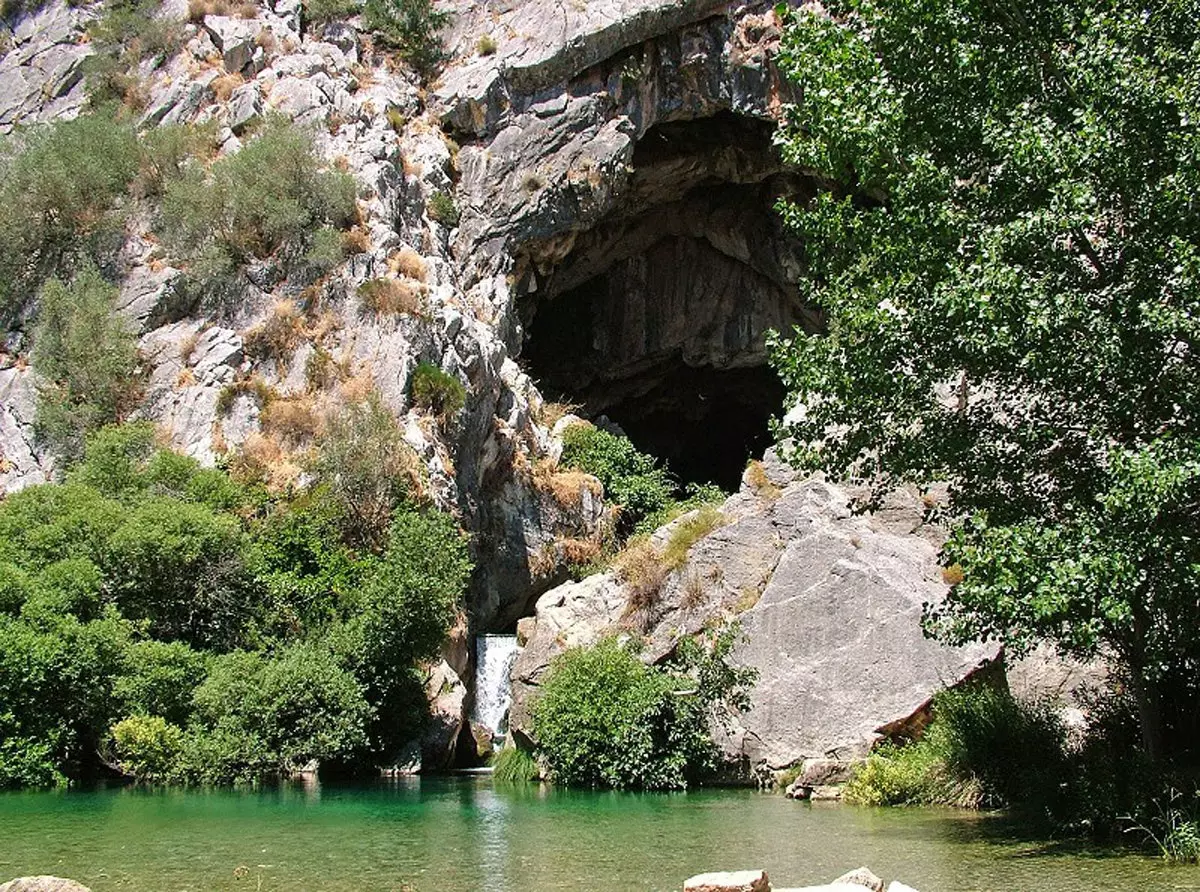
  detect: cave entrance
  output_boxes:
[517,111,819,491]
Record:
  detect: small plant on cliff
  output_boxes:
[363,0,449,77]
[425,190,460,226]
[410,361,466,425]
[531,627,754,790]
[559,423,674,535]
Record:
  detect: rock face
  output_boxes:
[0,1,92,134]
[511,450,1000,772]
[0,879,92,892]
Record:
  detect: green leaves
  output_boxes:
[773,0,1200,757]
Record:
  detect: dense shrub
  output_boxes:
[160,118,356,309]
[410,361,465,424]
[362,0,449,76]
[182,643,372,782]
[31,265,140,461]
[492,746,539,783]
[114,640,208,726]
[0,115,138,320]
[560,424,675,532]
[108,714,186,782]
[302,0,360,26]
[531,629,753,790]
[309,394,423,551]
[84,0,184,112]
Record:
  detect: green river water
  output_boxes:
[1,775,1197,891]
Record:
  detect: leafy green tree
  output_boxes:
[362,0,449,77]
[770,0,1200,760]
[115,639,208,727]
[31,265,139,462]
[183,643,372,783]
[160,118,356,308]
[0,115,138,320]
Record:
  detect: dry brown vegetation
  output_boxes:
[617,538,668,614]
[260,393,322,447]
[745,459,782,501]
[242,299,306,364]
[534,399,580,429]
[358,278,426,317]
[341,227,371,255]
[389,247,428,281]
[188,0,257,22]
[531,458,601,510]
[211,72,245,102]
[227,430,303,490]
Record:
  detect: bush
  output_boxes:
[160,118,357,310]
[115,639,208,726]
[31,265,140,462]
[362,0,449,76]
[184,643,372,782]
[410,361,465,424]
[108,714,186,782]
[560,424,675,532]
[302,0,359,25]
[843,683,1070,811]
[0,115,138,320]
[84,0,184,111]
[531,629,753,790]
[425,190,459,226]
[310,394,423,550]
[358,278,425,316]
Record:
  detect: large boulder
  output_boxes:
[510,450,999,774]
[684,871,771,892]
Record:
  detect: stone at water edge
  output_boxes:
[772,885,885,892]
[0,879,92,892]
[683,869,771,892]
[886,884,920,892]
[833,868,884,892]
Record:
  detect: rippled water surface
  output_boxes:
[2,775,1197,891]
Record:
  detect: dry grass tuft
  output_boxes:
[745,459,782,501]
[941,563,964,586]
[242,299,306,364]
[358,278,425,316]
[532,459,601,510]
[228,431,302,491]
[617,538,668,614]
[178,332,200,366]
[681,569,707,610]
[211,71,245,102]
[188,0,257,22]
[534,399,580,429]
[389,247,428,282]
[341,227,371,255]
[661,505,725,571]
[260,394,322,447]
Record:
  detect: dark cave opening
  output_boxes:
[517,111,817,492]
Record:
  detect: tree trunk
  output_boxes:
[1128,671,1164,763]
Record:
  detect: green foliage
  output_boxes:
[108,714,186,782]
[425,190,459,226]
[182,643,371,783]
[410,361,466,424]
[31,265,140,462]
[160,118,357,310]
[771,0,1200,762]
[531,628,754,790]
[661,505,725,571]
[844,684,1070,811]
[134,123,219,198]
[492,746,538,783]
[83,0,184,111]
[309,394,421,551]
[302,0,360,26]
[0,114,138,320]
[362,0,449,76]
[114,640,208,726]
[560,424,675,533]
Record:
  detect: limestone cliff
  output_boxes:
[0,0,1007,775]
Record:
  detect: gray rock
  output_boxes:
[510,472,999,772]
[203,15,261,73]
[0,880,92,892]
[833,868,884,892]
[683,870,770,892]
[227,81,262,134]
[0,0,91,133]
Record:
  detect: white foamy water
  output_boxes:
[472,634,520,736]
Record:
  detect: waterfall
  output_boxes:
[472,634,520,738]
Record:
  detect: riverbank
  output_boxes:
[0,776,1191,891]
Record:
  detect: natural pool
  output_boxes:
[1,775,1197,891]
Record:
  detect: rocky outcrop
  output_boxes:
[510,450,999,772]
[683,868,916,892]
[0,1,92,134]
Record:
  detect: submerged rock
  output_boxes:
[0,879,92,892]
[684,870,771,892]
